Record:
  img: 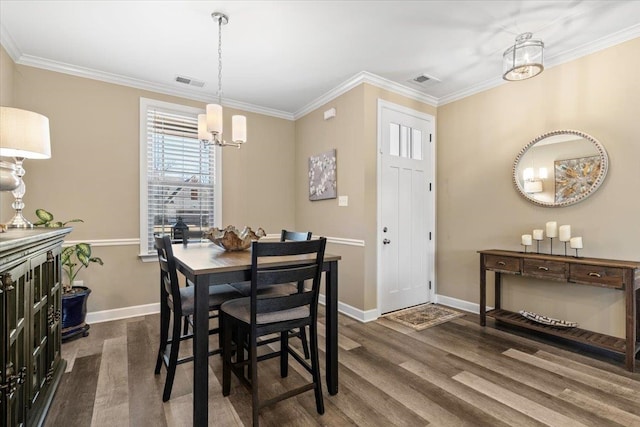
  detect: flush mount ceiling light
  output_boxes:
[198,12,247,148]
[502,32,544,81]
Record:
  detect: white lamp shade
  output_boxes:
[523,167,534,181]
[524,180,542,193]
[0,106,51,159]
[206,104,223,135]
[232,115,247,143]
[538,167,548,179]
[197,114,209,140]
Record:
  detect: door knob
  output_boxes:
[383,238,390,245]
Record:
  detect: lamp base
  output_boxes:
[5,212,34,229]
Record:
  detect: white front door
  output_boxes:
[378,100,435,314]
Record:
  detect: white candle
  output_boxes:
[570,236,583,249]
[521,234,532,246]
[559,225,571,242]
[546,221,558,238]
[532,229,544,240]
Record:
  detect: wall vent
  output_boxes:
[175,75,205,88]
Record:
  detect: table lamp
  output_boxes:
[0,106,51,228]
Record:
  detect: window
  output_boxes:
[389,122,423,160]
[139,98,221,257]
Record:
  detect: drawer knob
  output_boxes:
[538,266,549,271]
[588,272,602,278]
[497,261,506,266]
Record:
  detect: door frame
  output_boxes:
[376,99,436,316]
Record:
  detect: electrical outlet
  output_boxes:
[338,196,348,206]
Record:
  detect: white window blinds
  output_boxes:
[141,101,217,255]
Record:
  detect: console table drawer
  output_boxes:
[484,255,520,273]
[569,264,624,289]
[523,259,567,280]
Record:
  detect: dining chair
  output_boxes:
[230,229,312,358]
[221,238,327,426]
[153,234,243,402]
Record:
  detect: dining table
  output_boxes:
[171,241,341,427]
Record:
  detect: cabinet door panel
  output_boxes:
[2,261,29,426]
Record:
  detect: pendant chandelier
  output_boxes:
[198,12,247,148]
[502,32,544,81]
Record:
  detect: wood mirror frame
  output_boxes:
[513,130,608,207]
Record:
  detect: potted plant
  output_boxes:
[35,209,104,341]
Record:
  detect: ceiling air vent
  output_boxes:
[175,75,205,88]
[410,73,441,85]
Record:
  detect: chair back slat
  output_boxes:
[249,238,326,325]
[256,264,318,287]
[155,235,183,315]
[281,229,312,242]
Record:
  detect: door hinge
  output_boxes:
[429,134,432,142]
[429,182,432,191]
[429,281,432,290]
[429,232,432,240]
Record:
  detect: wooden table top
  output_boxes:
[172,242,341,275]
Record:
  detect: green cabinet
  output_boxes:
[1,228,70,427]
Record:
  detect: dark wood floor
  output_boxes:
[45,306,640,426]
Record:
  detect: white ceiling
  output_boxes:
[1,1,639,118]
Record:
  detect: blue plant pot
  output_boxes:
[62,286,91,341]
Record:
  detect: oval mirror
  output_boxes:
[513,130,608,207]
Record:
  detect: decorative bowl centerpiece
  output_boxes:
[203,226,266,251]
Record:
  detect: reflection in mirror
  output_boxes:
[513,130,608,207]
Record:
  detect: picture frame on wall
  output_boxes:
[554,155,601,204]
[309,149,337,201]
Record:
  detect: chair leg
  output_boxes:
[310,321,324,414]
[183,314,190,335]
[162,313,182,402]
[155,302,170,374]
[299,326,310,359]
[222,313,233,396]
[280,331,289,378]
[251,333,260,427]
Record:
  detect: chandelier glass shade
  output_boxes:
[503,32,544,81]
[198,12,247,148]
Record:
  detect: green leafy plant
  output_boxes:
[34,209,104,292]
[34,208,83,227]
[61,243,104,292]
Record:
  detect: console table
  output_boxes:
[478,249,640,372]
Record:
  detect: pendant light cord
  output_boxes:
[217,16,223,105]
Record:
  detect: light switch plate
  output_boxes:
[338,196,348,206]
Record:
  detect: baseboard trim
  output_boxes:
[86,303,160,324]
[435,294,493,314]
[85,295,484,325]
[318,294,378,323]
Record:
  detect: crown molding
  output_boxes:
[0,23,20,60]
[11,54,295,120]
[293,70,438,119]
[3,23,638,115]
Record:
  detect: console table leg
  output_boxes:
[480,254,486,326]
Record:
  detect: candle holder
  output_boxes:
[563,241,568,256]
[536,240,540,254]
[549,237,554,255]
[521,243,530,253]
[574,248,580,258]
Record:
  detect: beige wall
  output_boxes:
[437,37,640,337]
[295,83,436,311]
[1,62,295,312]
[0,46,14,106]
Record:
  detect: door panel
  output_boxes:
[379,102,434,314]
